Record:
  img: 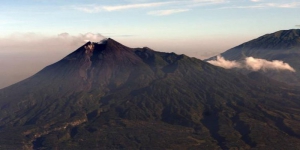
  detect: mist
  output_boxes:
[245,57,295,72]
[207,55,241,69]
[208,55,296,72]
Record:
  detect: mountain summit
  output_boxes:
[1,38,300,149]
[215,29,300,60]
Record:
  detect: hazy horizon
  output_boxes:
[0,32,255,89]
[1,0,299,88]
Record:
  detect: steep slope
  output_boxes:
[1,39,300,149]
[206,29,300,85]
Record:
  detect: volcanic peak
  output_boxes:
[272,29,300,39]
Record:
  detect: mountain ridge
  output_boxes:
[205,29,300,86]
[1,38,300,149]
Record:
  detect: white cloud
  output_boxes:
[277,2,300,8]
[58,32,105,43]
[250,0,261,2]
[147,9,190,16]
[191,0,227,5]
[72,5,103,13]
[207,56,296,72]
[264,2,300,8]
[72,2,173,13]
[102,2,173,11]
[192,0,226,3]
[207,55,241,69]
[72,0,227,13]
[218,2,300,9]
[245,57,295,72]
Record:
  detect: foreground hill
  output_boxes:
[206,29,300,85]
[1,39,300,149]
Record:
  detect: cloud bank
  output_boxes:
[207,56,296,72]
[245,57,295,72]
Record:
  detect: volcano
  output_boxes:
[1,38,300,149]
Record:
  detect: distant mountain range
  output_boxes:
[206,29,300,86]
[1,38,300,149]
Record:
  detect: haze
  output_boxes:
[0,0,299,89]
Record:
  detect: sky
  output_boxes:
[0,0,300,88]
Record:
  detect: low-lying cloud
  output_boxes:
[207,56,296,72]
[245,57,295,72]
[207,55,241,69]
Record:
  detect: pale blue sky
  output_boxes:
[0,0,299,88]
[1,0,299,37]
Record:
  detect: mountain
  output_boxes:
[206,29,300,85]
[1,38,300,149]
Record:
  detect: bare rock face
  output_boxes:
[1,38,300,149]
